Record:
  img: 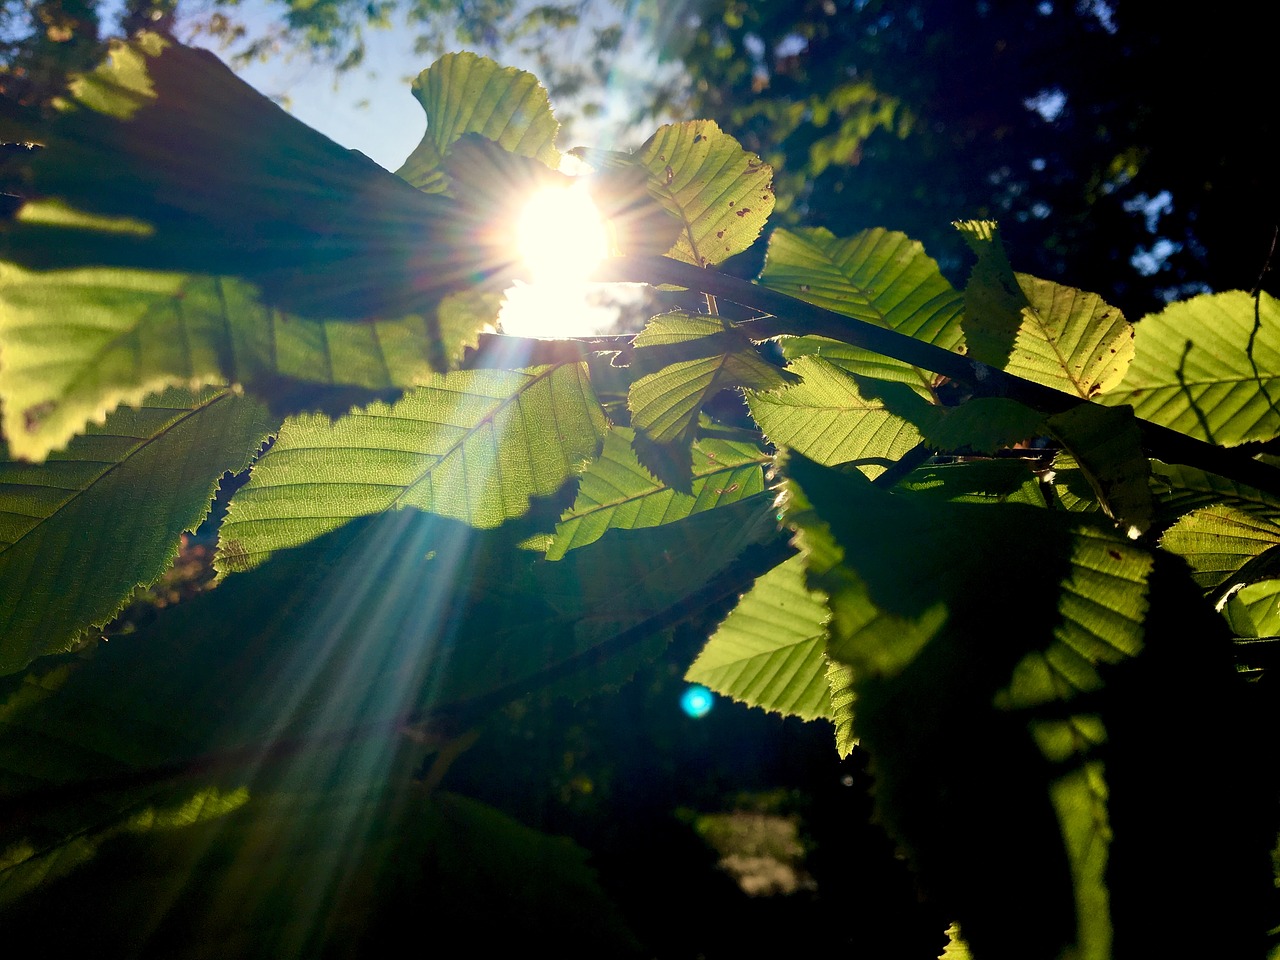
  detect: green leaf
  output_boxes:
[1159,504,1280,592]
[1045,403,1153,533]
[1222,579,1280,637]
[955,219,1030,370]
[826,660,857,758]
[1012,275,1134,398]
[0,266,445,462]
[0,498,780,804]
[218,363,606,572]
[0,37,511,457]
[899,459,1048,507]
[629,120,774,267]
[0,386,274,675]
[0,784,250,907]
[395,52,561,194]
[2,35,465,320]
[2,780,640,956]
[745,356,923,476]
[940,924,974,959]
[685,554,832,721]
[762,227,964,394]
[956,222,1133,397]
[930,399,1044,452]
[1101,290,1280,445]
[1151,462,1280,525]
[545,428,767,560]
[627,312,796,486]
[779,455,1155,959]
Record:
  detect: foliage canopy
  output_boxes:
[1,31,1278,960]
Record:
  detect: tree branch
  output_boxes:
[594,255,1280,493]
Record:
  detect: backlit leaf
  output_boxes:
[0,387,274,675]
[545,428,766,560]
[628,312,795,485]
[1222,579,1280,637]
[0,266,444,462]
[1159,504,1280,592]
[2,776,639,957]
[218,364,606,572]
[1,35,466,320]
[899,459,1047,508]
[826,661,857,758]
[763,227,964,394]
[955,219,1029,370]
[396,52,561,194]
[956,221,1133,397]
[745,356,922,476]
[1101,291,1280,445]
[0,37,508,457]
[1150,462,1280,525]
[629,120,774,267]
[925,398,1045,453]
[686,554,833,721]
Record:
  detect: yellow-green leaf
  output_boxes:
[1159,504,1280,592]
[1046,403,1152,533]
[545,428,766,560]
[218,364,606,572]
[763,227,964,395]
[1102,291,1280,445]
[630,120,774,267]
[627,312,796,486]
[0,266,443,462]
[396,52,561,194]
[957,221,1133,397]
[745,357,922,477]
[685,554,832,721]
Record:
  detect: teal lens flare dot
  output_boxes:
[680,684,714,718]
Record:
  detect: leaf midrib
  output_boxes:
[390,364,568,509]
[570,458,766,522]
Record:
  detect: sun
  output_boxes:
[500,180,613,338]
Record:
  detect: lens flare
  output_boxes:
[681,684,715,719]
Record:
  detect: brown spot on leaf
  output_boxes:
[735,207,751,217]
[23,401,56,433]
[218,539,252,573]
[1107,549,1122,560]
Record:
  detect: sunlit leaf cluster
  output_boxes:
[1,34,1277,960]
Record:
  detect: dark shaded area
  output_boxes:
[444,627,950,958]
